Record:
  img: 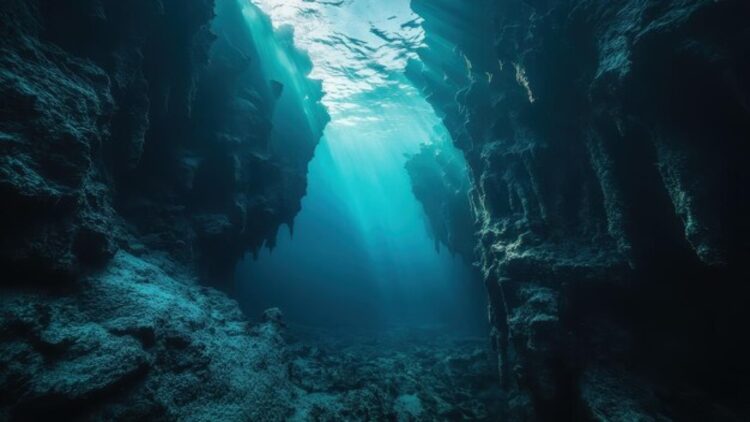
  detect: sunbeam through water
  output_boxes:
[235,0,485,330]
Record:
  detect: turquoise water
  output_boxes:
[235,0,484,330]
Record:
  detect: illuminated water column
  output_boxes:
[237,0,481,328]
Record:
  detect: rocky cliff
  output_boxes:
[409,0,750,419]
[0,0,326,418]
[1,0,326,288]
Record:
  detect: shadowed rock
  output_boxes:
[409,0,750,419]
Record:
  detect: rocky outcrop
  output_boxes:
[116,0,328,284]
[409,0,750,419]
[1,0,326,418]
[0,252,296,420]
[0,0,326,288]
[1,0,118,283]
[405,142,476,260]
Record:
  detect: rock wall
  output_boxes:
[1,251,298,420]
[0,0,326,418]
[0,0,327,288]
[409,0,750,419]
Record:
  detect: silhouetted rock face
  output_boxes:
[1,0,117,282]
[0,0,326,418]
[405,143,476,260]
[0,0,326,287]
[410,0,750,419]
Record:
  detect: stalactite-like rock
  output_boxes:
[405,143,476,260]
[410,0,750,419]
[0,0,327,418]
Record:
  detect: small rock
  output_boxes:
[394,394,424,421]
[262,307,286,327]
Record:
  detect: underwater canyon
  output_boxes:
[1,0,749,420]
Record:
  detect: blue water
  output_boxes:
[234,0,485,331]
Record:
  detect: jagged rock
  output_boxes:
[0,251,298,420]
[410,0,750,418]
[0,0,116,282]
[1,0,327,288]
[405,142,476,260]
[0,0,327,419]
[2,0,748,419]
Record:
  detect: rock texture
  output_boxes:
[0,0,326,288]
[409,0,750,419]
[283,326,504,421]
[0,0,326,419]
[405,142,476,260]
[0,252,297,421]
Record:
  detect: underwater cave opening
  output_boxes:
[231,0,487,334]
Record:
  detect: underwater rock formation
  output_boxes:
[405,142,476,260]
[3,0,749,419]
[0,252,296,420]
[0,0,327,288]
[409,0,750,419]
[0,0,326,418]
